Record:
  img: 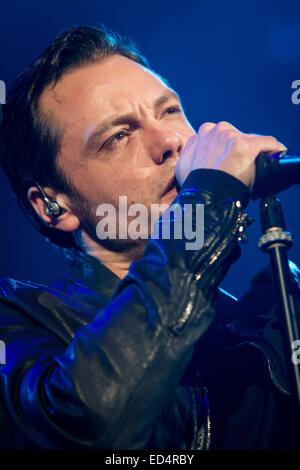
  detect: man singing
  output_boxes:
[0,25,299,449]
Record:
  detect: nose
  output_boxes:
[146,124,184,164]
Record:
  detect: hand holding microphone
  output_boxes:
[175,121,288,197]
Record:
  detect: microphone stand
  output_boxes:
[258,194,300,411]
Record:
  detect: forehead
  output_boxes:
[38,55,173,122]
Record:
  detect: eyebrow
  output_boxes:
[84,90,181,153]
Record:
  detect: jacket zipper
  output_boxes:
[194,201,244,282]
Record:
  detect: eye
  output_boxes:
[101,130,129,152]
[111,131,127,141]
[163,106,183,116]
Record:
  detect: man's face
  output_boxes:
[39,54,195,249]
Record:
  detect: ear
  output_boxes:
[27,185,80,232]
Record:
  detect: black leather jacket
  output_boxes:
[0,170,299,449]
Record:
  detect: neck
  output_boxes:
[79,230,146,279]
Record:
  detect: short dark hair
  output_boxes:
[0,25,149,249]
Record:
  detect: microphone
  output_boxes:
[252,150,300,200]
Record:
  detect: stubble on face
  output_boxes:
[66,166,178,256]
[38,55,195,260]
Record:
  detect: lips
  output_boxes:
[161,176,180,202]
[162,178,176,197]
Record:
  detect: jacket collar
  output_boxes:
[65,249,121,300]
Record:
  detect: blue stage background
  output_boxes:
[1,0,300,298]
